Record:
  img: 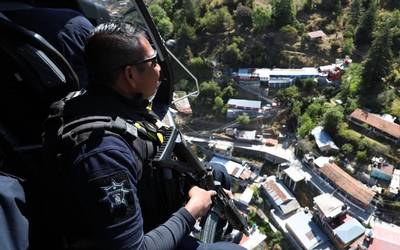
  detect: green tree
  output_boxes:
[189,57,213,82]
[334,0,342,15]
[213,96,225,114]
[160,0,174,17]
[380,10,400,57]
[377,90,396,110]
[149,4,174,38]
[343,37,355,56]
[221,85,236,102]
[302,78,317,93]
[356,150,368,163]
[201,7,234,33]
[277,85,300,104]
[182,0,199,25]
[197,81,221,107]
[341,143,354,155]
[237,113,250,125]
[251,5,272,33]
[235,4,253,30]
[175,19,196,48]
[273,0,296,28]
[391,99,400,117]
[291,100,302,119]
[323,107,344,135]
[339,63,363,100]
[280,25,298,41]
[306,101,323,119]
[297,114,315,138]
[345,97,360,113]
[222,42,243,67]
[361,24,392,104]
[355,0,378,46]
[387,62,400,87]
[350,0,363,26]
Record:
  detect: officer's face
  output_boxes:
[132,35,161,98]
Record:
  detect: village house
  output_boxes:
[311,157,376,209]
[370,157,395,183]
[285,210,329,250]
[313,194,366,249]
[260,176,300,217]
[226,98,262,119]
[307,30,327,41]
[348,108,400,144]
[311,126,339,154]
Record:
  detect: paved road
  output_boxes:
[297,159,376,223]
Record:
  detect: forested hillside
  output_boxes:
[148,0,399,116]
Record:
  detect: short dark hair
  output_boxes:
[85,22,146,86]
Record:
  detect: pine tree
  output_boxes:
[272,0,296,28]
[334,0,342,15]
[355,0,378,46]
[350,0,363,26]
[361,25,392,100]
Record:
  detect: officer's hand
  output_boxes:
[185,186,216,220]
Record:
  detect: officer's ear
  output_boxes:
[123,65,138,87]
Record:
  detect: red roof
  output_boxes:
[350,109,400,139]
[368,223,400,250]
[320,163,375,207]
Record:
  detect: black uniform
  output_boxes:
[58,85,243,250]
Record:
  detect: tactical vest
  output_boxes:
[42,91,186,247]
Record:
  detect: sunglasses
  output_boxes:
[132,51,158,67]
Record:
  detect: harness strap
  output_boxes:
[58,115,161,180]
[60,116,138,147]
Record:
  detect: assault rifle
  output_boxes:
[155,132,249,237]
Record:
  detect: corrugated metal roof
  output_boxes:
[313,193,344,219]
[283,167,305,182]
[286,211,328,249]
[333,218,365,244]
[371,168,392,181]
[313,156,331,168]
[350,109,400,139]
[262,177,300,215]
[311,126,339,151]
[319,163,375,207]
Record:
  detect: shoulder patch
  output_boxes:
[101,178,131,210]
[89,172,135,224]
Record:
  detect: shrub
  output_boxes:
[280,25,298,41]
[355,150,368,163]
[341,143,354,155]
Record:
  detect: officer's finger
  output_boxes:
[209,190,217,196]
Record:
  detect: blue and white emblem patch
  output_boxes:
[100,179,131,211]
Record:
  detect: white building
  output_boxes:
[234,67,325,88]
[311,126,339,153]
[389,169,400,197]
[226,99,262,119]
[286,211,329,250]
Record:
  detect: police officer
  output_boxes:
[57,22,245,250]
